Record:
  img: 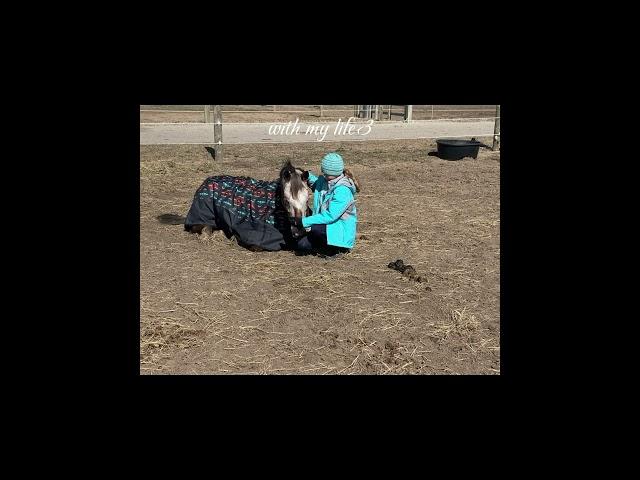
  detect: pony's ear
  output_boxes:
[280,160,292,177]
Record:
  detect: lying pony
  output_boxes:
[158,161,310,251]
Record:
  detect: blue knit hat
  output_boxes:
[321,152,344,176]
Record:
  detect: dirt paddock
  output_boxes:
[140,138,500,374]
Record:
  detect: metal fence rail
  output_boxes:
[140,105,498,123]
[140,106,501,158]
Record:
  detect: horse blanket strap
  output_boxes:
[184,175,294,251]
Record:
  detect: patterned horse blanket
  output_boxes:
[184,175,294,251]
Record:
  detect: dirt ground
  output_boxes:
[140,138,500,374]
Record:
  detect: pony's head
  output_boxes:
[279,160,310,219]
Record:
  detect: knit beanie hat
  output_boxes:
[321,152,344,176]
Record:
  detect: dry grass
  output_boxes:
[430,308,481,340]
[140,139,500,374]
[140,317,206,372]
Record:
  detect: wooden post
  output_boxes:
[492,105,500,151]
[374,105,380,120]
[404,105,413,122]
[320,105,323,117]
[213,105,223,162]
[431,105,434,120]
[388,105,392,120]
[204,105,211,123]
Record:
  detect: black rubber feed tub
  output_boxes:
[436,138,490,160]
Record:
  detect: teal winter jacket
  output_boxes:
[301,172,358,249]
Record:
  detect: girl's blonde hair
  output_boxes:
[343,168,361,193]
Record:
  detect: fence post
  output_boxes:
[204,105,211,123]
[493,105,500,151]
[388,105,392,120]
[320,105,323,117]
[431,105,434,120]
[213,105,223,162]
[404,105,413,122]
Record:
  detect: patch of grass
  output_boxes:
[140,319,206,367]
[430,307,480,341]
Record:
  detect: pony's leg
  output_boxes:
[188,224,214,235]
